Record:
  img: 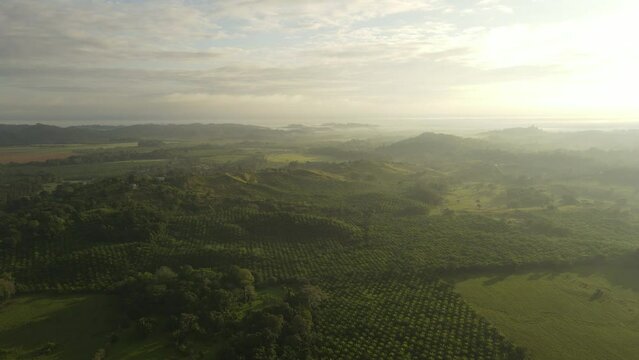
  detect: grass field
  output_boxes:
[0,287,287,359]
[454,264,639,360]
[266,152,330,164]
[103,331,175,360]
[0,295,209,359]
[10,159,169,180]
[445,183,505,211]
[0,143,137,164]
[0,295,120,359]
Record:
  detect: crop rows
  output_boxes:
[5,207,628,293]
[314,276,522,359]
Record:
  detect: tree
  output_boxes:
[235,268,255,287]
[177,313,202,335]
[299,285,328,309]
[232,267,255,302]
[407,183,444,206]
[92,348,107,360]
[560,194,579,206]
[507,346,528,360]
[0,273,16,303]
[0,227,21,249]
[136,317,156,338]
[155,266,178,283]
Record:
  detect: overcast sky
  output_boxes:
[1,0,637,125]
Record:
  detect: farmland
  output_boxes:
[0,295,119,359]
[0,143,137,164]
[4,0,639,357]
[1,123,639,358]
[454,260,639,360]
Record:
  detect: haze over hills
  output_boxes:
[479,126,639,150]
[4,123,639,150]
[2,1,639,358]
[2,121,639,359]
[0,123,285,146]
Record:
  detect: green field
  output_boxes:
[0,285,291,359]
[0,295,119,359]
[0,143,137,164]
[9,159,169,180]
[0,296,183,360]
[4,124,639,358]
[454,264,639,360]
[266,152,329,164]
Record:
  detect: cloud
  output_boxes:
[0,0,638,123]
[0,0,226,64]
[214,0,440,31]
[476,0,513,13]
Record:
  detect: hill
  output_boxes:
[480,127,639,151]
[0,123,285,145]
[378,132,497,162]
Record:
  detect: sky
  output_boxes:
[0,0,638,125]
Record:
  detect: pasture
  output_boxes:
[455,263,639,360]
[0,295,119,359]
[0,143,137,164]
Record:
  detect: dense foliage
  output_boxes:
[2,126,639,358]
[115,265,322,359]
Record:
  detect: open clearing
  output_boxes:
[0,143,137,164]
[266,152,329,164]
[0,287,287,359]
[0,295,119,359]
[454,264,639,360]
[0,294,197,359]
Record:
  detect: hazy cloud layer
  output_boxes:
[1,0,637,124]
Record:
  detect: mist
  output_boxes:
[2,1,639,359]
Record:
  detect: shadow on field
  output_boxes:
[526,271,562,281]
[570,259,639,293]
[449,252,639,294]
[447,252,639,292]
[0,295,119,359]
[480,270,564,286]
[482,273,510,286]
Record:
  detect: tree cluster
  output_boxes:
[117,265,323,359]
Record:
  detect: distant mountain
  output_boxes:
[0,124,111,145]
[319,122,378,129]
[107,123,284,141]
[378,131,622,181]
[480,127,639,150]
[483,126,545,136]
[0,123,285,145]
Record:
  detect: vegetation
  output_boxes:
[454,258,639,360]
[0,273,15,303]
[1,123,639,358]
[0,295,120,359]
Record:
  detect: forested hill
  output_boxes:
[377,131,639,185]
[0,123,285,145]
[377,132,502,163]
[0,124,111,145]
